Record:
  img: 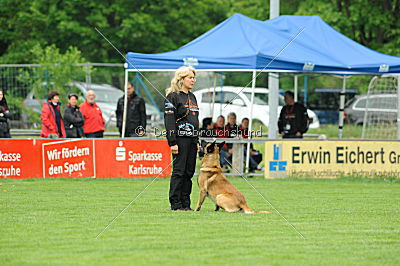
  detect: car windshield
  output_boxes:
[243,92,285,105]
[92,89,123,103]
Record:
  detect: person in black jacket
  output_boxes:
[0,89,12,138]
[198,117,214,158]
[219,112,238,168]
[164,66,200,211]
[278,91,309,138]
[63,93,84,138]
[226,112,239,138]
[116,81,146,137]
[239,118,264,172]
[199,117,214,137]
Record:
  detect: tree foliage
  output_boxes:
[0,0,229,63]
[30,45,86,105]
[296,0,400,56]
[0,0,398,110]
[1,0,397,64]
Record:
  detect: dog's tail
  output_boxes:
[255,210,271,214]
[240,204,271,214]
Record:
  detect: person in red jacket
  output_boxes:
[213,115,228,138]
[40,91,66,138]
[79,90,105,138]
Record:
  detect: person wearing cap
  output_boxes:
[40,90,66,138]
[63,93,84,138]
[79,90,105,138]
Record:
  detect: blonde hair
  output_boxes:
[166,66,196,95]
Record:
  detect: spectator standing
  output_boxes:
[63,93,84,138]
[0,89,12,138]
[278,91,309,138]
[40,91,66,138]
[79,90,105,138]
[116,81,146,137]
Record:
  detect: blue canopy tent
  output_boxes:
[122,13,400,167]
[126,13,400,73]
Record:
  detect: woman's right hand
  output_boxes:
[170,144,179,154]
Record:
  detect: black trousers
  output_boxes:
[0,122,10,138]
[85,131,104,138]
[118,128,141,137]
[0,132,10,138]
[169,137,197,210]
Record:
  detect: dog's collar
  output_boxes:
[200,167,222,172]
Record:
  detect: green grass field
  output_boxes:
[1,177,399,265]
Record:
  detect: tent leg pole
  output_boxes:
[294,75,298,102]
[246,71,257,174]
[219,72,224,116]
[303,74,308,105]
[397,75,400,140]
[268,73,279,139]
[338,76,347,139]
[211,72,217,119]
[135,72,140,94]
[122,70,129,138]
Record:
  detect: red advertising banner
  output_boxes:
[95,139,172,178]
[0,139,171,179]
[0,139,63,179]
[42,139,95,178]
[0,139,37,179]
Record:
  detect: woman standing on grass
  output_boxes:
[63,93,84,138]
[0,89,12,138]
[40,90,66,138]
[164,66,200,211]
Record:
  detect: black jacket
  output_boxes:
[278,103,309,135]
[63,104,84,138]
[225,123,239,150]
[164,91,199,146]
[226,123,239,137]
[116,92,146,137]
[0,105,11,137]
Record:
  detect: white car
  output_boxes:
[193,86,320,129]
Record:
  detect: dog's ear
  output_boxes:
[217,141,225,150]
[206,143,215,154]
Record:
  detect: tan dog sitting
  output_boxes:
[195,141,270,214]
